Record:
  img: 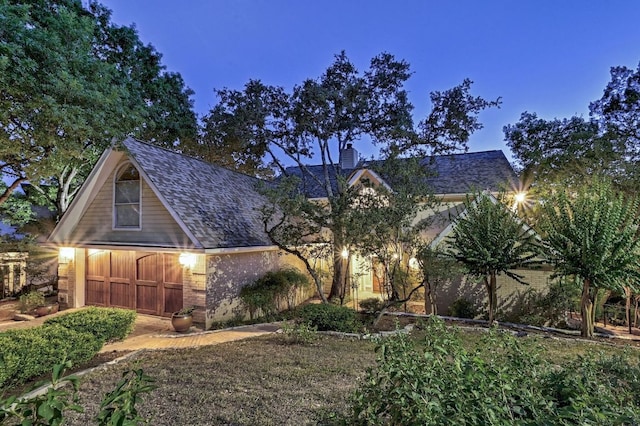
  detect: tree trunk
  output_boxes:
[424,281,437,316]
[581,278,595,338]
[328,250,345,302]
[485,273,497,324]
[625,286,632,334]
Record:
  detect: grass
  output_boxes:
[22,324,640,425]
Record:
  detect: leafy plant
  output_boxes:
[296,303,360,332]
[447,297,478,319]
[239,268,310,319]
[44,307,137,343]
[280,322,318,345]
[18,291,45,314]
[96,368,157,426]
[350,316,640,425]
[0,360,82,426]
[358,297,384,314]
[0,325,101,389]
[174,306,195,316]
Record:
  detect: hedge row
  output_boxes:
[0,307,136,389]
[44,307,137,343]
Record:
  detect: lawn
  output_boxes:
[57,326,640,426]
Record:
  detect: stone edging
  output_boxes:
[16,350,143,401]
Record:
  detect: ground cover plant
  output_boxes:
[43,322,640,426]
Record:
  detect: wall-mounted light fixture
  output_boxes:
[408,257,419,270]
[59,247,75,263]
[178,252,197,269]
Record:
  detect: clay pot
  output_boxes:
[171,313,193,332]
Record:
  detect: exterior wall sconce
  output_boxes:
[341,248,349,259]
[408,257,419,269]
[178,252,197,269]
[59,247,75,263]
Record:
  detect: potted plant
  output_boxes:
[171,306,195,332]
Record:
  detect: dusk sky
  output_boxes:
[101,0,640,160]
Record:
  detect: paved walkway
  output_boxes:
[0,309,281,351]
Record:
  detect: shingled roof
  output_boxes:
[285,150,518,198]
[123,138,272,249]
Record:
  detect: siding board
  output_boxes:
[69,162,192,247]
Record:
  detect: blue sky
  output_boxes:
[101,0,640,160]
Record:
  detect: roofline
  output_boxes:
[123,138,204,249]
[204,245,280,255]
[47,147,117,243]
[42,241,203,253]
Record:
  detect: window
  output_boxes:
[113,163,141,229]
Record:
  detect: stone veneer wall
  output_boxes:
[204,250,314,329]
[183,254,207,324]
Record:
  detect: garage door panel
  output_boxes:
[110,251,131,279]
[110,281,130,308]
[136,283,158,314]
[86,279,107,306]
[163,285,183,315]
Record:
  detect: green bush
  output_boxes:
[296,303,360,332]
[44,306,137,343]
[0,325,101,388]
[447,297,477,319]
[358,297,384,313]
[18,291,45,313]
[240,268,310,319]
[350,317,640,425]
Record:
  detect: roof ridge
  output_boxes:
[125,137,266,183]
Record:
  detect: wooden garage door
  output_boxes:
[86,250,134,309]
[135,253,183,316]
[86,250,183,316]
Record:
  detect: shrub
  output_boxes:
[18,291,45,313]
[447,297,477,319]
[296,303,360,332]
[44,306,137,343]
[350,317,640,425]
[240,268,310,319]
[358,297,384,313]
[280,321,318,345]
[0,325,101,388]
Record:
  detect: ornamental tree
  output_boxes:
[539,179,640,337]
[447,192,542,323]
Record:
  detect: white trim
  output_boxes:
[347,169,393,191]
[112,161,142,231]
[124,144,204,249]
[204,245,280,255]
[44,242,203,252]
[48,149,124,243]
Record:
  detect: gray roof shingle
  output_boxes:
[123,138,272,249]
[285,150,519,198]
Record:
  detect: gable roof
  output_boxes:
[49,138,274,250]
[122,138,273,249]
[285,150,519,198]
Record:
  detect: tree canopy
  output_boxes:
[539,179,640,337]
[206,51,500,302]
[0,0,197,219]
[447,192,541,323]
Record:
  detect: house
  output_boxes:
[286,144,553,315]
[47,137,310,328]
[48,137,550,326]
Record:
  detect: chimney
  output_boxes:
[339,143,359,169]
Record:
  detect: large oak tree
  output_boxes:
[203,52,499,302]
[0,0,197,219]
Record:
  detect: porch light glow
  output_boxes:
[59,247,75,263]
[341,248,349,259]
[514,192,526,204]
[178,252,197,269]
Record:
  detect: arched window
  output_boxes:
[113,162,141,229]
